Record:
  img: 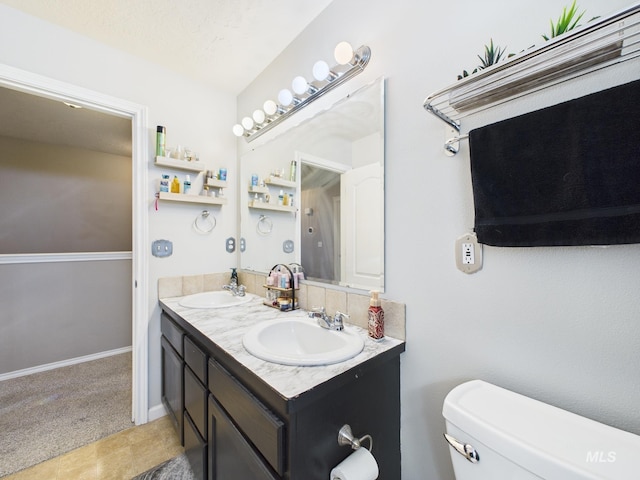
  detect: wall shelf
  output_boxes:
[206,178,227,189]
[157,192,227,205]
[423,4,640,140]
[248,200,296,212]
[154,156,205,173]
[265,176,296,188]
[248,185,270,194]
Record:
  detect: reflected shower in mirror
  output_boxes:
[240,77,385,292]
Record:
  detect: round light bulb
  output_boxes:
[278,88,293,106]
[241,116,254,130]
[263,100,278,116]
[312,60,330,81]
[252,109,266,124]
[292,76,309,95]
[232,124,244,137]
[334,41,354,65]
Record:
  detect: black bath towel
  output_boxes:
[469,79,640,247]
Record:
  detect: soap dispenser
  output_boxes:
[230,267,238,286]
[367,290,384,341]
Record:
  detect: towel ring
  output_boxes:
[194,210,216,234]
[257,215,273,235]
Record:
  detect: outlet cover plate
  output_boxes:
[455,232,482,274]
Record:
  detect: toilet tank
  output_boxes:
[443,380,640,480]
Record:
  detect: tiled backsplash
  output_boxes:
[158,271,405,341]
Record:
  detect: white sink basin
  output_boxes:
[179,291,255,309]
[243,318,365,366]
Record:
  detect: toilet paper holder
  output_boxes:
[337,424,373,452]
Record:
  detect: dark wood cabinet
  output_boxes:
[208,394,279,480]
[160,333,183,444]
[160,308,403,480]
[184,410,207,480]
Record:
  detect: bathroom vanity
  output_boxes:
[159,295,404,480]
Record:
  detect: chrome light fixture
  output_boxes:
[233,41,371,142]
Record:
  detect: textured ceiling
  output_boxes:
[1,0,335,94]
[0,0,334,156]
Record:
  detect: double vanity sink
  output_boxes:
[179,290,365,366]
[160,289,404,479]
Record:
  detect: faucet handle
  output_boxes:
[333,311,349,330]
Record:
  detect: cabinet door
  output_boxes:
[208,395,279,480]
[185,411,207,480]
[161,335,184,445]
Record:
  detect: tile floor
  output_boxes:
[4,416,182,480]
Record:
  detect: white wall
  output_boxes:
[238,1,640,478]
[0,4,237,410]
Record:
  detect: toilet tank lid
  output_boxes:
[443,380,640,480]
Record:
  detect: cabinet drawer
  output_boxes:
[161,313,183,355]
[185,365,208,440]
[208,395,278,480]
[208,360,285,476]
[184,336,207,384]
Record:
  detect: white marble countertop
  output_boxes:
[160,293,404,400]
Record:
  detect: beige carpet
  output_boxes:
[0,352,133,477]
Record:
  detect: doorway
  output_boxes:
[0,63,149,424]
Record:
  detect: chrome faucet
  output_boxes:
[309,307,348,331]
[223,277,246,297]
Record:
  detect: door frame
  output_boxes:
[0,63,150,424]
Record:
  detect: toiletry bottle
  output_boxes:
[183,175,191,195]
[159,174,170,193]
[368,290,384,341]
[156,126,166,157]
[278,190,284,205]
[171,175,180,193]
[290,160,297,181]
[230,268,238,285]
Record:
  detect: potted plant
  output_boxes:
[458,39,510,80]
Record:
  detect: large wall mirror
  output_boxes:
[240,77,385,292]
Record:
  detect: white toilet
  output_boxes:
[443,380,640,479]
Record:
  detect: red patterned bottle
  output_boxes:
[367,290,384,341]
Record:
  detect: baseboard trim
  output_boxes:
[148,403,168,422]
[0,346,132,382]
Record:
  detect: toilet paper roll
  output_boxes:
[330,447,379,480]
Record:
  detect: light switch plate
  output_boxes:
[455,232,482,274]
[152,239,173,258]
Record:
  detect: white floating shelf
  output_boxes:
[157,192,227,205]
[248,200,296,212]
[265,176,296,188]
[248,185,270,194]
[206,178,227,189]
[154,156,205,173]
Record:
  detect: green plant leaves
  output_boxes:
[458,39,508,80]
[542,0,586,40]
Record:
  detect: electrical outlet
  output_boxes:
[455,233,482,274]
[462,242,475,264]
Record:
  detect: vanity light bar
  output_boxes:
[233,42,371,142]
